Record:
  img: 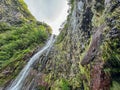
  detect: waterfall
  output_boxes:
[7,35,55,90]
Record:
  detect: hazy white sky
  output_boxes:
[24,0,69,35]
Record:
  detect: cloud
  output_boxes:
[24,0,69,35]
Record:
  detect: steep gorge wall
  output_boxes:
[37,0,120,90]
[0,0,51,88]
[0,0,119,90]
[0,0,35,24]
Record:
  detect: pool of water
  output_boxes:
[24,0,69,35]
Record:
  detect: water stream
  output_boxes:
[6,0,69,89]
[7,35,55,90]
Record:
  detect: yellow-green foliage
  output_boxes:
[92,0,106,27]
[51,78,70,90]
[111,81,120,90]
[56,23,68,44]
[92,14,105,27]
[5,0,12,5]
[0,22,48,69]
[18,0,35,20]
[0,22,49,86]
[79,64,90,90]
[101,4,120,89]
[0,0,53,87]
[102,4,120,63]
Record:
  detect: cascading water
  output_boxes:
[5,0,69,89]
[7,35,55,90]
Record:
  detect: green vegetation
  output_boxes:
[69,0,74,11]
[2,0,35,22]
[0,0,52,86]
[0,21,51,86]
[92,0,105,27]
[17,0,35,21]
[51,78,70,90]
[102,37,120,89]
[101,5,120,89]
[56,23,68,44]
[111,81,120,90]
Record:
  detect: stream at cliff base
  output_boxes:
[6,0,69,90]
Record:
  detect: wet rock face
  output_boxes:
[39,0,93,89]
[0,0,35,24]
[81,24,106,66]
[81,7,93,33]
[90,61,111,90]
[0,14,2,20]
[19,0,119,89]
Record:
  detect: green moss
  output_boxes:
[69,0,74,11]
[37,86,46,90]
[17,0,35,20]
[0,22,11,33]
[5,0,12,5]
[110,81,120,90]
[93,0,105,14]
[91,0,106,27]
[51,78,70,90]
[100,4,120,89]
[0,21,49,86]
[0,0,53,87]
[79,64,90,90]
[79,46,91,90]
[56,23,68,44]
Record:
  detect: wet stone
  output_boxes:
[0,14,2,20]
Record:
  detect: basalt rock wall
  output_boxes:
[38,0,120,90]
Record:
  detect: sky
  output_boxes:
[24,0,69,35]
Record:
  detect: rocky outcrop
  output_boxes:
[0,0,51,88]
[81,24,106,66]
[34,0,120,90]
[0,0,35,24]
[1,0,119,90]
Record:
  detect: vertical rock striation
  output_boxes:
[1,0,119,90]
[37,0,120,90]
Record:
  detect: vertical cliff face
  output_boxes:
[36,0,120,89]
[0,0,119,89]
[0,0,52,88]
[0,0,35,24]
